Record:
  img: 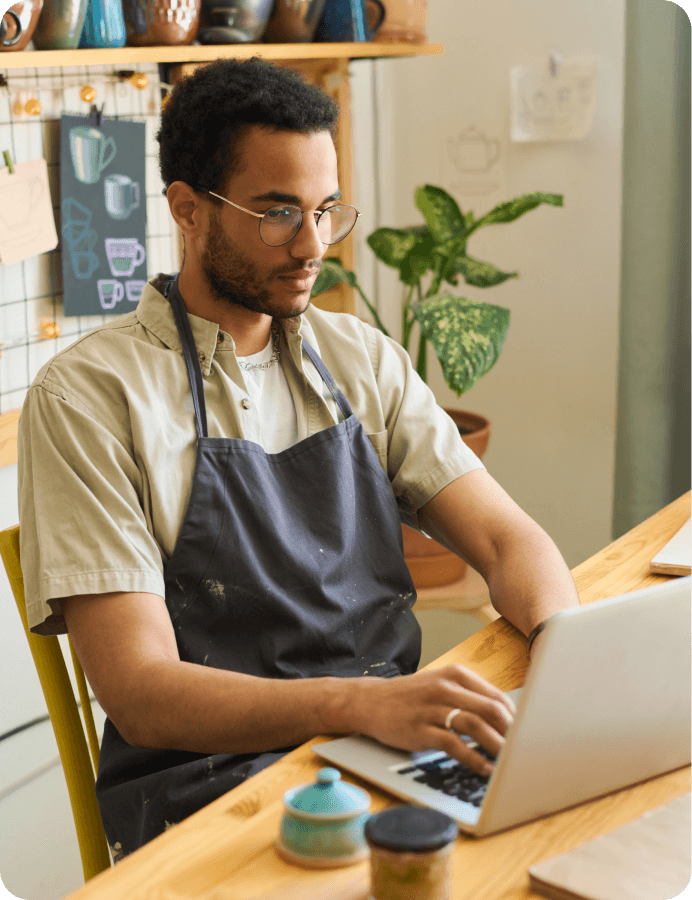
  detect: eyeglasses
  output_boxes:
[208,191,361,247]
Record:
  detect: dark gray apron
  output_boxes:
[95,276,421,859]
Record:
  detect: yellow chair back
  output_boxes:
[0,525,112,881]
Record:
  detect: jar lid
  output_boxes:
[365,805,459,852]
[286,767,371,817]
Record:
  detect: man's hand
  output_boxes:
[346,665,516,777]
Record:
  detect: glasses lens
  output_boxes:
[260,205,302,246]
[318,205,358,245]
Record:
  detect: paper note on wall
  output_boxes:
[60,114,147,316]
[510,60,598,141]
[0,159,58,266]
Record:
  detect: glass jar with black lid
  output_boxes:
[365,805,459,900]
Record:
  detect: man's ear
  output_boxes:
[167,182,206,237]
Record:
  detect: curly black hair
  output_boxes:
[156,57,339,196]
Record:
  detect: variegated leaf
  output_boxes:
[474,192,563,228]
[447,254,518,288]
[413,294,510,395]
[415,185,466,244]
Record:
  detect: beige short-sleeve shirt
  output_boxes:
[18,277,484,634]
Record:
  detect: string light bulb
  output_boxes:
[129,72,149,90]
[80,85,97,103]
[24,97,41,116]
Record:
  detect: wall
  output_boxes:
[351,0,627,570]
[0,59,179,807]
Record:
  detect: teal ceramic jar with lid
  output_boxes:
[365,805,459,900]
[277,767,371,868]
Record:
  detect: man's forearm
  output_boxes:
[128,659,355,752]
[482,523,580,638]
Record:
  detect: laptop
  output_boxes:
[314,577,691,836]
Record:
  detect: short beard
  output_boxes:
[201,208,314,319]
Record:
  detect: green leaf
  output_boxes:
[474,192,563,228]
[399,231,437,286]
[415,185,466,244]
[311,257,354,296]
[412,294,510,396]
[447,254,518,288]
[366,226,426,269]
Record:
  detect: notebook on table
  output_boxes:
[528,792,691,900]
[314,577,691,836]
[649,518,691,576]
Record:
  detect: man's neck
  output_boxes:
[176,264,272,356]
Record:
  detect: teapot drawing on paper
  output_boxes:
[447,126,501,174]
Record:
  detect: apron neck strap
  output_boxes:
[301,338,354,420]
[164,276,209,439]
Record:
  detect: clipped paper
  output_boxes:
[0,158,59,266]
[510,60,598,142]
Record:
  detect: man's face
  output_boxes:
[200,127,339,320]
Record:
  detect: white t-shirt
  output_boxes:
[237,334,343,454]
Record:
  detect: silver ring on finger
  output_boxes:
[445,708,462,731]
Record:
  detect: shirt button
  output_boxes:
[198,351,206,364]
[241,398,251,410]
[216,333,224,344]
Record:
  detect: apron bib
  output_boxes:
[95,276,421,859]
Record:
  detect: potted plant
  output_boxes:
[311,185,563,586]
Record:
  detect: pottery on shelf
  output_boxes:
[123,0,201,46]
[374,0,427,43]
[0,0,43,51]
[32,0,88,49]
[262,0,327,43]
[198,0,274,44]
[79,0,126,47]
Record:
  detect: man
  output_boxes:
[18,58,579,859]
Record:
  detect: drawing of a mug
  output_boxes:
[104,174,140,220]
[69,126,116,184]
[97,279,124,310]
[105,237,145,277]
[0,175,43,229]
[70,228,100,279]
[125,279,145,302]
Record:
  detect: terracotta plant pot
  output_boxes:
[403,409,491,588]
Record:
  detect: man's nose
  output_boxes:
[289,213,326,261]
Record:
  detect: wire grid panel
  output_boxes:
[0,63,180,413]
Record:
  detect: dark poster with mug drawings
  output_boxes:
[60,114,147,316]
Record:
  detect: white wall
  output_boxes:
[352,0,626,570]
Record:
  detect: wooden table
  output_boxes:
[65,492,691,900]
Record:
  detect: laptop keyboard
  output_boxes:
[397,746,495,807]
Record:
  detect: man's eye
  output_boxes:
[265,207,293,220]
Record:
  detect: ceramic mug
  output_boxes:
[198,0,274,43]
[104,174,140,220]
[33,0,89,48]
[79,0,126,47]
[69,126,117,185]
[262,0,327,43]
[123,0,201,46]
[314,0,385,42]
[0,0,44,52]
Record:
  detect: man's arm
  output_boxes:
[418,468,580,641]
[62,591,515,776]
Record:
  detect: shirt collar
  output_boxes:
[136,274,314,375]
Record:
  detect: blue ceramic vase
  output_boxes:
[79,0,126,47]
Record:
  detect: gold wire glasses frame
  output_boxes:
[208,191,361,247]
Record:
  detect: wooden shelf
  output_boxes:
[0,42,442,70]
